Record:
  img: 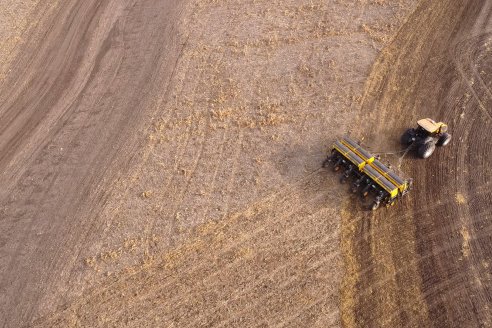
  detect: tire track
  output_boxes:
[0,0,190,326]
[179,220,337,328]
[31,168,338,327]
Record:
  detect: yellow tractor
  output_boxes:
[400,118,451,158]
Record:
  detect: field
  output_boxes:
[0,0,491,327]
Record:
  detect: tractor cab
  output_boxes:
[417,118,447,135]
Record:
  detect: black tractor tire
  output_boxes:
[418,142,436,159]
[400,128,415,145]
[437,132,451,146]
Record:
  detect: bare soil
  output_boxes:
[1,0,490,327]
[342,1,492,327]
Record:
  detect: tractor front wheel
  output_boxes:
[437,133,452,146]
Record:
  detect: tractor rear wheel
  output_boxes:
[418,142,436,159]
[437,133,451,146]
[400,129,415,145]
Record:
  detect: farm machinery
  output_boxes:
[323,136,412,210]
[400,118,451,158]
[323,119,450,210]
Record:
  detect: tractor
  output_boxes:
[400,118,451,158]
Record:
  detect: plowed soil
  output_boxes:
[0,1,490,328]
[341,1,492,327]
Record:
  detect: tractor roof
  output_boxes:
[417,118,447,133]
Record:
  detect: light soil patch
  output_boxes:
[0,0,61,81]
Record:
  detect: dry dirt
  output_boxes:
[0,0,490,327]
[341,1,492,327]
